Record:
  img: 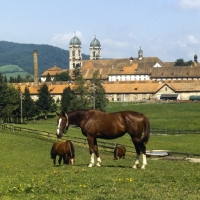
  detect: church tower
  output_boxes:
[194,53,198,63]
[90,35,102,60]
[69,34,82,69]
[138,46,143,60]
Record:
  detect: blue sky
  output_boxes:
[1,0,200,62]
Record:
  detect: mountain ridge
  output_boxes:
[0,41,90,75]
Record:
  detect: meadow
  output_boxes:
[0,102,200,199]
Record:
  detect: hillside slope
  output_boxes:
[0,41,90,75]
[0,64,32,79]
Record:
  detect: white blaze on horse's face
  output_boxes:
[57,118,62,136]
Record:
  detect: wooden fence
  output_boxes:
[1,123,200,157]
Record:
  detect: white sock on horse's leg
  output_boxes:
[88,153,95,167]
[133,154,140,169]
[141,153,147,169]
[96,157,101,167]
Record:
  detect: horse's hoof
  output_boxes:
[96,162,101,167]
[88,163,94,167]
[141,165,146,169]
[132,165,137,169]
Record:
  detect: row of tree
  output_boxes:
[0,69,108,123]
[175,59,193,66]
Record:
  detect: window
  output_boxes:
[134,94,138,101]
[165,86,167,91]
[72,50,75,56]
[117,94,121,102]
[124,94,130,101]
[142,94,146,100]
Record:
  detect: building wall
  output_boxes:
[109,74,150,81]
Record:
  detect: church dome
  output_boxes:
[138,47,143,54]
[69,36,81,46]
[90,37,101,47]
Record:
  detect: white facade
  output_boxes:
[109,74,150,81]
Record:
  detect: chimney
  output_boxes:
[33,50,38,86]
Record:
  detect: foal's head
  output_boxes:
[56,112,68,138]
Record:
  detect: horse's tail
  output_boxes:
[66,140,75,161]
[69,141,75,159]
[141,115,150,144]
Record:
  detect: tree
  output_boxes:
[0,83,21,123]
[35,83,57,119]
[175,58,184,66]
[175,59,193,66]
[55,71,71,81]
[73,64,81,79]
[70,74,91,110]
[0,73,3,83]
[16,74,22,83]
[22,86,36,121]
[91,70,109,111]
[186,60,193,66]
[46,73,51,82]
[60,86,75,112]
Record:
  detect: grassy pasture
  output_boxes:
[0,65,32,79]
[0,131,200,200]
[1,102,200,199]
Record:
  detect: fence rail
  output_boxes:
[1,123,200,157]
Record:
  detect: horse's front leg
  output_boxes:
[87,136,95,167]
[94,138,101,167]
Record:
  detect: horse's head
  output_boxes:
[56,112,69,138]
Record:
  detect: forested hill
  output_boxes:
[0,41,90,75]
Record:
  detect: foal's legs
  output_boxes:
[58,156,62,165]
[53,156,56,166]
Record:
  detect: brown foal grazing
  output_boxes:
[114,145,126,160]
[50,140,75,166]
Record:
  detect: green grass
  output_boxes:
[1,102,200,199]
[106,102,200,130]
[0,64,32,79]
[0,131,200,200]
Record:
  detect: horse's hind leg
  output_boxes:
[140,143,147,169]
[133,142,147,169]
[87,136,101,167]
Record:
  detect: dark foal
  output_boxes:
[114,145,126,160]
[50,140,75,166]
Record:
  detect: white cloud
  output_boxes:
[178,0,200,10]
[50,31,83,49]
[188,35,199,44]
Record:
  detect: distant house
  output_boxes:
[40,64,65,82]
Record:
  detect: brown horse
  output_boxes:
[50,140,75,166]
[114,145,126,160]
[56,109,150,169]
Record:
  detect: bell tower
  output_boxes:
[69,33,82,69]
